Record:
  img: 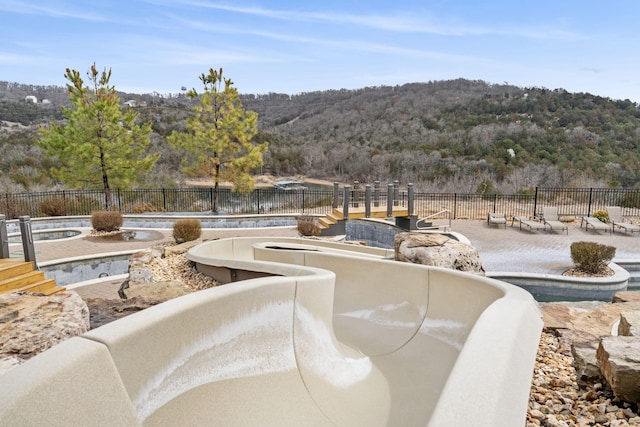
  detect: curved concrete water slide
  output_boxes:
[0,237,542,426]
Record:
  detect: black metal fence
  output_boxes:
[1,186,639,220]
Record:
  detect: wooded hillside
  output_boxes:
[1,79,639,193]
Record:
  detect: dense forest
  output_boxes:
[1,78,639,194]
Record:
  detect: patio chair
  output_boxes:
[511,216,546,232]
[541,207,568,234]
[606,206,640,235]
[487,212,507,228]
[581,216,611,233]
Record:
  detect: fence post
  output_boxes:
[343,185,350,219]
[19,216,36,264]
[162,188,167,211]
[257,188,261,214]
[332,182,339,209]
[587,188,593,217]
[453,193,457,219]
[0,214,9,259]
[533,187,539,218]
[387,184,393,217]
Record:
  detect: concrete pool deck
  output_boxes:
[10,218,640,299]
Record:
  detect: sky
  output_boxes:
[2,0,640,102]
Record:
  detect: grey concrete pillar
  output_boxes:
[393,180,400,206]
[373,180,380,207]
[0,214,8,259]
[343,185,350,219]
[353,181,360,208]
[365,185,371,218]
[332,182,340,209]
[387,183,393,217]
[408,183,414,216]
[19,216,36,264]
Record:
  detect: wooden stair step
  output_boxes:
[318,217,337,228]
[0,261,35,281]
[0,270,47,292]
[13,279,64,295]
[326,213,342,222]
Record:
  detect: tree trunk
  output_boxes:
[100,149,112,211]
[213,154,220,213]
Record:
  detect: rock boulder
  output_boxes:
[394,232,484,273]
[0,291,90,374]
[597,336,640,403]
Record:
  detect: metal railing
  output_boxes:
[1,186,639,221]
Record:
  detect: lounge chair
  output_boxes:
[487,212,507,228]
[606,206,640,235]
[581,216,611,233]
[541,207,568,234]
[511,216,546,232]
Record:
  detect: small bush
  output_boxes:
[91,210,123,232]
[297,215,321,237]
[130,202,162,214]
[570,241,616,275]
[40,198,67,216]
[173,218,202,243]
[592,210,609,223]
[1,197,29,219]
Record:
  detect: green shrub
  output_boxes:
[39,198,67,216]
[296,215,321,237]
[91,210,123,232]
[570,241,616,275]
[173,218,202,243]
[592,210,609,223]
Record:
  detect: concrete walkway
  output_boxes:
[8,220,640,298]
[449,219,640,274]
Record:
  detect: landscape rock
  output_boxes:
[618,311,640,337]
[540,301,640,349]
[0,291,89,373]
[120,280,193,301]
[571,344,603,382]
[596,336,640,403]
[393,232,484,273]
[84,297,162,329]
[612,291,640,303]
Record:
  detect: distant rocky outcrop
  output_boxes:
[393,232,484,274]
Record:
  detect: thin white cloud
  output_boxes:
[0,0,105,21]
[0,52,40,64]
[168,14,483,63]
[157,0,582,40]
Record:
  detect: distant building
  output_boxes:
[123,100,137,107]
[25,95,37,103]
